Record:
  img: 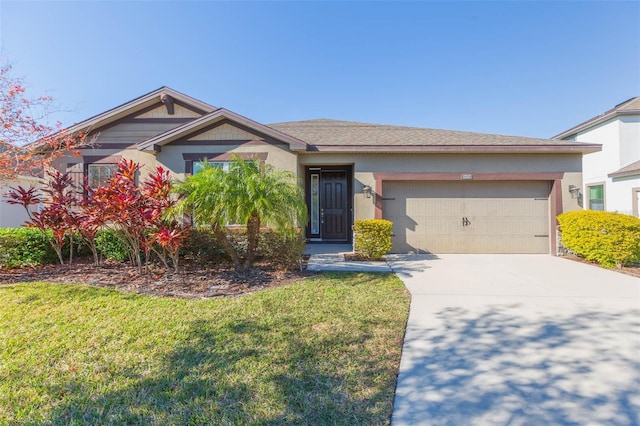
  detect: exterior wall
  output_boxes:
[620,116,640,162]
[159,142,298,178]
[57,121,299,188]
[161,122,299,178]
[299,152,584,222]
[136,104,201,119]
[0,177,42,228]
[188,123,259,141]
[607,176,640,216]
[96,122,181,146]
[575,116,640,215]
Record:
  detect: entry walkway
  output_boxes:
[387,254,640,425]
[304,244,392,272]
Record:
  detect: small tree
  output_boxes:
[77,188,107,266]
[0,60,86,180]
[6,171,76,265]
[174,156,308,272]
[90,159,186,273]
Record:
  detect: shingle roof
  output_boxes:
[269,119,601,153]
[553,96,640,140]
[608,160,640,178]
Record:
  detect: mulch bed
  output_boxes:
[562,254,640,278]
[3,254,636,299]
[0,258,314,299]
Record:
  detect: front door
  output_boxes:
[321,171,348,240]
[307,168,351,241]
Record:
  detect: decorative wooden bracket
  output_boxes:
[160,93,175,115]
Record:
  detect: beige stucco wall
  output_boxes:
[159,142,298,179]
[299,152,584,221]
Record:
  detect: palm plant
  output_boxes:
[173,155,308,271]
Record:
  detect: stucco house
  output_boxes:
[49,87,599,254]
[0,176,42,228]
[554,97,640,216]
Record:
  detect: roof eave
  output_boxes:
[608,170,640,179]
[304,144,602,154]
[553,110,640,140]
[138,108,309,152]
[34,87,217,150]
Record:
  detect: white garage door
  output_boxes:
[382,181,551,254]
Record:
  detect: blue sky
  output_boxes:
[0,1,638,138]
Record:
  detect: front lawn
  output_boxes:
[0,273,409,425]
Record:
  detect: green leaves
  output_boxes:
[173,156,308,270]
[558,210,640,268]
[353,219,393,260]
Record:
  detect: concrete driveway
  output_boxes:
[387,254,640,426]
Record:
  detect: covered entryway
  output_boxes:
[306,166,353,242]
[383,181,551,253]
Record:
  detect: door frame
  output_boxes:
[305,165,353,242]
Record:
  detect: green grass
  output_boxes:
[0,273,410,425]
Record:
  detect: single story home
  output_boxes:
[52,87,600,254]
[553,96,639,216]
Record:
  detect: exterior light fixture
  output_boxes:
[568,185,582,199]
[362,185,373,198]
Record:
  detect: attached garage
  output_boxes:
[382,180,552,254]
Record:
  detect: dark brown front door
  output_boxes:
[321,171,348,240]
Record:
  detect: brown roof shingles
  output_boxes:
[608,160,640,178]
[269,119,600,153]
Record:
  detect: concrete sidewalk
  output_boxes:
[387,254,640,426]
[304,244,392,272]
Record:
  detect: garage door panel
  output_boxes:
[401,235,549,254]
[382,181,550,254]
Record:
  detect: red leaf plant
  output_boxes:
[6,171,77,265]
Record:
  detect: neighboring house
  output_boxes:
[554,97,640,216]
[50,87,599,254]
[0,176,42,228]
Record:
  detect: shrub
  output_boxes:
[557,210,640,268]
[353,219,393,260]
[0,228,58,267]
[95,229,130,263]
[181,227,305,270]
[258,230,306,270]
[180,227,228,266]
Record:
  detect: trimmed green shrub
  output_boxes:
[181,227,305,270]
[258,230,306,270]
[557,210,640,268]
[0,228,58,267]
[95,229,130,263]
[181,227,228,266]
[354,219,393,260]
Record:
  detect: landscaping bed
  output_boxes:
[0,259,312,298]
[562,254,640,278]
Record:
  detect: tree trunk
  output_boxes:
[244,213,261,270]
[213,224,243,271]
[68,233,74,265]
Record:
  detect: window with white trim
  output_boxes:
[588,184,605,211]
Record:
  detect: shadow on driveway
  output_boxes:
[392,303,640,425]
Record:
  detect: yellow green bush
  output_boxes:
[353,219,393,260]
[557,210,640,268]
